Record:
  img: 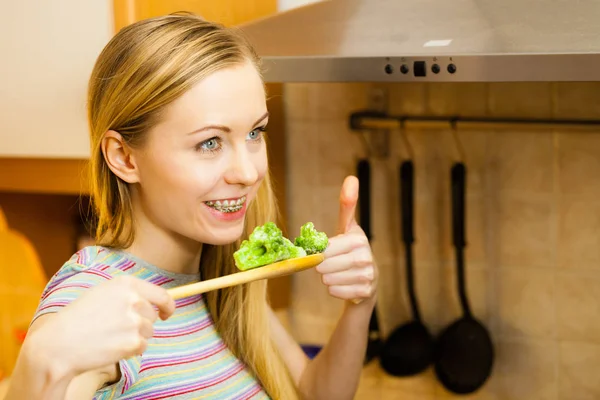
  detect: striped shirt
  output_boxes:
[33,246,269,400]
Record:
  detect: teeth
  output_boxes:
[205,196,246,213]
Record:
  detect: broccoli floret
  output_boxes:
[294,222,328,255]
[234,222,306,271]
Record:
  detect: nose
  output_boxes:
[224,147,259,186]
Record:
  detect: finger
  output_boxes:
[133,299,158,323]
[323,231,368,258]
[321,266,375,286]
[138,317,155,340]
[317,247,372,274]
[131,279,176,320]
[337,176,359,234]
[327,284,374,300]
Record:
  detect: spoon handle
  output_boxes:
[166,253,324,300]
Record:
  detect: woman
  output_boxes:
[6,13,378,400]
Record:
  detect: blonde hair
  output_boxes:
[87,13,298,399]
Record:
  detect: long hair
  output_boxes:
[87,13,297,399]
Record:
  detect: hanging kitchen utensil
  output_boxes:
[357,158,383,364]
[380,160,434,376]
[434,162,494,394]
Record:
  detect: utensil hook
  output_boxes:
[399,119,415,161]
[450,119,466,163]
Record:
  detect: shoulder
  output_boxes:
[33,246,131,322]
[40,247,114,295]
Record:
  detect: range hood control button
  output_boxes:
[432,64,441,74]
[413,61,426,77]
[400,64,410,74]
[448,63,457,74]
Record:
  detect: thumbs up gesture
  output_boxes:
[316,176,378,305]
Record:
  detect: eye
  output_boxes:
[248,126,267,142]
[196,137,222,153]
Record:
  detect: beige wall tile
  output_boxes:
[402,129,452,199]
[493,339,558,400]
[456,130,489,195]
[284,82,600,399]
[413,197,445,266]
[558,132,600,196]
[557,198,600,270]
[378,262,439,338]
[427,83,488,116]
[556,272,600,343]
[388,83,427,115]
[490,194,555,268]
[433,267,494,334]
[486,131,555,194]
[555,83,600,119]
[436,193,488,268]
[376,261,409,337]
[316,119,365,187]
[559,341,600,400]
[306,83,372,121]
[488,83,553,118]
[496,269,556,339]
[283,83,309,121]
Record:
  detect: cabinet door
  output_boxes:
[0,0,113,159]
[113,0,291,309]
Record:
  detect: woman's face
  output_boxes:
[132,61,269,245]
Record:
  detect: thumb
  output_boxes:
[337,176,359,234]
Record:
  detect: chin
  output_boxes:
[197,223,246,246]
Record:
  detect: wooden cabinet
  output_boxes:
[0,0,113,160]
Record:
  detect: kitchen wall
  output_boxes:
[282,81,600,400]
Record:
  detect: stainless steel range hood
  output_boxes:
[237,0,600,82]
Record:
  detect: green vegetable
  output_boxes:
[294,222,329,255]
[234,222,306,271]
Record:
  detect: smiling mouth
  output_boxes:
[204,195,247,213]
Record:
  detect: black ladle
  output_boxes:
[434,162,494,394]
[380,160,434,376]
[357,158,383,364]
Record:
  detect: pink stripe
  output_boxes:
[82,269,112,280]
[139,342,226,373]
[239,384,263,400]
[42,283,91,300]
[153,319,211,338]
[175,295,202,308]
[131,363,245,400]
[38,301,70,312]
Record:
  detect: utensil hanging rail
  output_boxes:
[349,111,600,132]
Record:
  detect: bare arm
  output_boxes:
[5,276,174,400]
[270,176,378,399]
[5,315,116,400]
[269,298,375,400]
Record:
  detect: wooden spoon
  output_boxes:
[167,253,325,300]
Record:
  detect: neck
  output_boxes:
[125,208,202,276]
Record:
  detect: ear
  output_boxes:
[101,130,140,184]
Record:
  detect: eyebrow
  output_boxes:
[187,111,269,135]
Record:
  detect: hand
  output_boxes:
[316,176,378,305]
[33,275,175,377]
